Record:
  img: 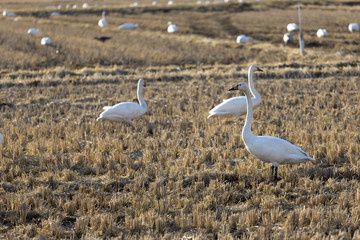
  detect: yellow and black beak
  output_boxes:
[229,85,238,91]
[257,67,263,72]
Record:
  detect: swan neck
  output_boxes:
[248,68,260,100]
[137,82,146,108]
[242,87,254,140]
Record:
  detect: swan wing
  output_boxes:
[246,136,314,165]
[208,96,260,118]
[98,102,146,120]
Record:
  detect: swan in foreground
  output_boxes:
[97,79,147,123]
[287,23,298,32]
[208,65,262,118]
[98,11,107,28]
[0,133,2,145]
[348,23,359,32]
[167,22,177,33]
[229,82,315,181]
[316,29,327,38]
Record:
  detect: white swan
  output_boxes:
[3,10,17,17]
[167,22,177,33]
[348,23,359,32]
[229,82,315,181]
[208,65,262,118]
[98,11,107,28]
[118,23,139,30]
[41,37,52,45]
[287,23,298,32]
[236,35,253,44]
[97,79,147,123]
[28,28,40,35]
[316,28,327,38]
[283,32,293,44]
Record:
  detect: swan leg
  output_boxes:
[271,165,279,182]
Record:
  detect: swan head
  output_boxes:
[138,78,146,87]
[229,82,248,92]
[249,65,263,72]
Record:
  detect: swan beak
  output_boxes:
[229,86,238,91]
[256,67,263,72]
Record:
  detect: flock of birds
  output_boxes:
[96,65,315,181]
[3,2,357,181]
[3,2,359,46]
[282,22,359,45]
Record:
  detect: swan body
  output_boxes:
[50,12,60,17]
[229,82,315,180]
[208,65,262,118]
[167,22,177,33]
[3,10,17,17]
[168,1,174,5]
[316,28,327,38]
[118,23,139,30]
[97,79,147,123]
[283,32,293,44]
[348,23,359,32]
[98,11,107,28]
[152,1,158,5]
[41,37,52,45]
[28,28,40,35]
[236,35,252,44]
[82,3,89,8]
[287,23,298,32]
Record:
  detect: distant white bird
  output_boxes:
[50,12,60,17]
[168,0,174,5]
[316,28,327,38]
[41,37,52,45]
[28,28,40,35]
[152,1,158,5]
[82,3,89,8]
[118,23,139,30]
[97,79,147,123]
[287,23,298,32]
[3,10,17,17]
[130,2,140,6]
[98,11,107,28]
[348,23,359,32]
[229,82,315,181]
[236,34,253,44]
[72,4,78,9]
[283,32,294,44]
[167,22,177,33]
[208,65,262,118]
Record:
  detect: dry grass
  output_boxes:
[0,0,359,239]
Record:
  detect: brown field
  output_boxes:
[0,0,359,239]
